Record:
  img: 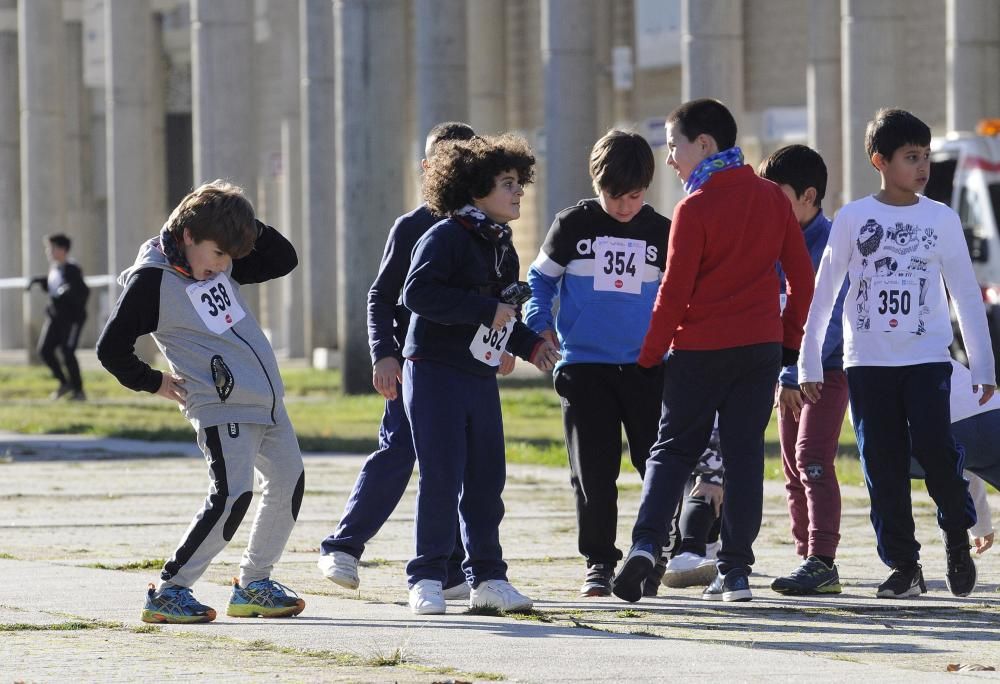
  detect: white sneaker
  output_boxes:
[409,579,446,615]
[470,580,533,612]
[661,552,718,588]
[442,582,471,601]
[317,551,360,590]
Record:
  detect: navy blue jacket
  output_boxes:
[402,218,543,377]
[367,205,440,364]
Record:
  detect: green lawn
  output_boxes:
[0,365,864,483]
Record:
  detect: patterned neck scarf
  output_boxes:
[453,204,512,246]
[684,146,745,194]
[158,224,192,276]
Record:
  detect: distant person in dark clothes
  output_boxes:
[27,233,89,401]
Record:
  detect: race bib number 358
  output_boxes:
[186,272,246,334]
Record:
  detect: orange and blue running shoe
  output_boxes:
[226,577,306,618]
[141,583,216,624]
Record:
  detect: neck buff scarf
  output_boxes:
[453,204,513,246]
[684,146,745,194]
[158,224,193,276]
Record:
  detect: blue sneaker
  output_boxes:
[770,557,842,595]
[226,577,306,618]
[141,583,216,624]
[702,569,752,602]
[611,542,657,603]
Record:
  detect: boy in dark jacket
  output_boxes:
[97,180,305,624]
[403,134,560,615]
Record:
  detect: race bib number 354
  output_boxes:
[186,272,246,334]
[593,236,645,294]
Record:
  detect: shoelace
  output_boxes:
[160,586,202,609]
[246,578,298,601]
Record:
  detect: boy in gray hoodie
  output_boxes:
[97,180,305,624]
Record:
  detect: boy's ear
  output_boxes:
[698,133,719,156]
[801,186,818,206]
[871,152,889,171]
[182,227,194,246]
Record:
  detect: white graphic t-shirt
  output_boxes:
[799,195,995,386]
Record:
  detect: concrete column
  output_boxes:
[842,0,901,202]
[334,0,407,394]
[681,0,743,115]
[299,0,336,356]
[947,0,1000,133]
[467,0,506,134]
[542,0,596,222]
[808,0,843,210]
[106,0,151,288]
[0,0,20,350]
[19,0,66,357]
[148,12,167,225]
[191,0,257,310]
[415,0,468,146]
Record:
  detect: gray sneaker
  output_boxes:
[317,551,360,590]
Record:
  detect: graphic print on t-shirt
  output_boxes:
[854,218,937,335]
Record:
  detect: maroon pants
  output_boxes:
[778,369,850,559]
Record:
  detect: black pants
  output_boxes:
[554,363,664,565]
[38,314,84,391]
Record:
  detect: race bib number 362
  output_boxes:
[185,272,246,334]
[469,323,511,366]
[593,236,645,294]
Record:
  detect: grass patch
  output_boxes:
[130,624,162,634]
[86,558,166,571]
[358,557,393,568]
[0,366,867,477]
[0,619,122,632]
[507,609,555,623]
[0,553,17,560]
[363,647,407,667]
[465,605,505,617]
[615,609,645,619]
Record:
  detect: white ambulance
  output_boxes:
[925,120,1000,367]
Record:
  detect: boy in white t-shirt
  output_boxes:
[798,108,996,599]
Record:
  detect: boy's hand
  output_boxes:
[373,357,402,400]
[776,386,804,422]
[800,381,822,403]
[529,340,561,372]
[492,302,516,331]
[690,480,724,517]
[540,328,558,348]
[974,531,994,555]
[974,384,996,406]
[498,352,516,376]
[156,373,187,407]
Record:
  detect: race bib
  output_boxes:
[593,237,645,294]
[469,323,511,366]
[185,272,246,334]
[871,277,918,332]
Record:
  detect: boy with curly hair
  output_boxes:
[97,180,305,623]
[402,133,561,615]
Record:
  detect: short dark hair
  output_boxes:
[667,98,737,151]
[865,108,931,163]
[164,180,257,258]
[45,234,71,250]
[424,121,476,159]
[589,129,655,197]
[423,133,536,216]
[757,144,827,206]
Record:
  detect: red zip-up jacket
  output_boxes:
[637,165,814,366]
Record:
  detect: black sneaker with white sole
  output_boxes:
[945,543,977,597]
[875,563,926,599]
[580,563,614,597]
[611,542,656,603]
[702,569,752,602]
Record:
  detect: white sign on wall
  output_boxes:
[635,0,682,69]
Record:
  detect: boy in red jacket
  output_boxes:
[612,99,814,603]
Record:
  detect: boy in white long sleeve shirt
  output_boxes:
[798,108,995,599]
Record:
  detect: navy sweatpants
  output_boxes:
[847,362,976,567]
[631,343,781,575]
[319,390,464,586]
[403,359,508,587]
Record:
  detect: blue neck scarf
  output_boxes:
[453,204,513,246]
[684,146,745,194]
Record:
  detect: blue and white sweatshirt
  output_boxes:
[779,210,848,388]
[523,200,669,369]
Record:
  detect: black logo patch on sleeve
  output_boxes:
[227,422,240,439]
[211,355,234,402]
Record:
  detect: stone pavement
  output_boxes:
[0,431,998,682]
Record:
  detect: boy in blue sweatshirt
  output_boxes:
[317,122,482,599]
[524,129,670,597]
[758,145,850,596]
[402,133,561,615]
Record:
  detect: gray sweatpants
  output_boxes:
[159,404,305,589]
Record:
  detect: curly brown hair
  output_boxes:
[165,180,257,258]
[422,133,535,216]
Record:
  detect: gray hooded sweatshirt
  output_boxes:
[96,223,298,430]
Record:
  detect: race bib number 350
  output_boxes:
[186,272,246,334]
[593,236,645,294]
[469,323,511,366]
